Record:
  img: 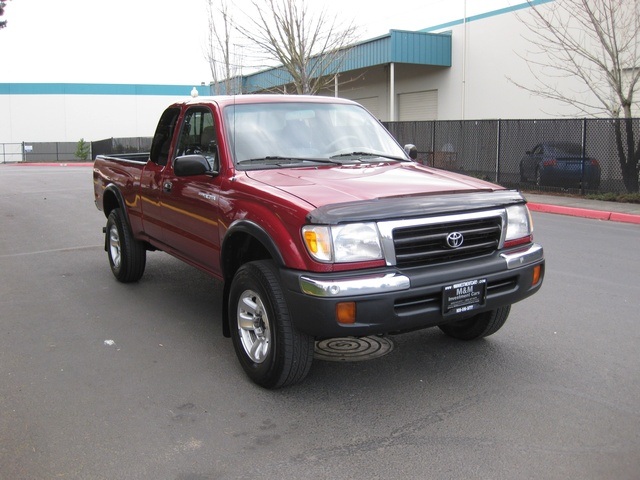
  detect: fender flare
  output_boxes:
[102,183,125,212]
[101,184,135,250]
[221,219,286,279]
[220,220,286,338]
[102,184,132,226]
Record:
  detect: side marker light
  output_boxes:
[336,302,356,324]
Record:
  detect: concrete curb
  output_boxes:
[528,202,640,225]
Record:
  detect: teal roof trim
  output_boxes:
[242,30,451,93]
[420,0,554,33]
[0,83,208,96]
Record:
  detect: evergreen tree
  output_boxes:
[75,139,91,161]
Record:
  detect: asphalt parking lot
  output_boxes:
[1,165,639,480]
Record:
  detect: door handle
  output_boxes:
[163,181,173,193]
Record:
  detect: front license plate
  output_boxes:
[443,278,487,316]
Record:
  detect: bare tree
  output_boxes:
[205,0,242,95]
[241,0,360,95]
[512,0,640,192]
[1,0,11,30]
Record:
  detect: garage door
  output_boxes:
[354,97,380,119]
[398,90,438,121]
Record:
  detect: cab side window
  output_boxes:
[150,107,180,166]
[176,109,215,155]
[176,108,218,171]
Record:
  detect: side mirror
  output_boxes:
[404,144,418,160]
[174,154,211,176]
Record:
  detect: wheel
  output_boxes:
[438,306,511,340]
[105,208,146,283]
[535,167,542,186]
[229,260,314,388]
[519,164,528,183]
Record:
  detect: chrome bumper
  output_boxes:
[300,273,410,298]
[300,243,543,298]
[500,243,544,269]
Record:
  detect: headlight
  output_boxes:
[504,205,533,248]
[302,223,383,263]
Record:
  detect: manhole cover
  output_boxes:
[314,336,394,362]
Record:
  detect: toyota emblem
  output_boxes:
[446,232,464,248]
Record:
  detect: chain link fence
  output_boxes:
[1,138,154,164]
[91,137,153,159]
[1,142,84,163]
[5,119,639,194]
[1,143,23,163]
[385,118,640,194]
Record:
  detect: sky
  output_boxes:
[0,0,526,86]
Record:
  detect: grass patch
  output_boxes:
[585,192,640,204]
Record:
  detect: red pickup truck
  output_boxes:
[93,94,544,388]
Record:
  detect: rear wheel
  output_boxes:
[535,167,542,186]
[229,260,314,388]
[519,165,527,183]
[438,306,511,340]
[106,208,146,282]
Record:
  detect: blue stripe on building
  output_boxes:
[420,0,555,33]
[0,83,208,96]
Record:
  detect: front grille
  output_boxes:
[392,216,502,268]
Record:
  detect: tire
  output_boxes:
[229,260,314,388]
[105,208,146,283]
[438,306,511,340]
[519,164,528,183]
[535,167,542,186]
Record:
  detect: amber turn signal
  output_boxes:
[532,265,542,286]
[336,302,356,324]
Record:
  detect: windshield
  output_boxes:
[223,101,408,168]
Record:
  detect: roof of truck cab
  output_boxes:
[179,94,359,108]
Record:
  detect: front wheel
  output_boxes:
[229,260,314,388]
[105,208,146,283]
[438,306,511,340]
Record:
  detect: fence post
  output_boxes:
[1,143,4,164]
[431,121,436,167]
[495,119,501,183]
[581,118,587,195]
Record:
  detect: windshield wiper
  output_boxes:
[237,156,340,165]
[329,152,407,162]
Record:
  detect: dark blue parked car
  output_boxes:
[519,142,601,190]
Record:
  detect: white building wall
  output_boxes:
[442,7,561,119]
[425,1,637,120]
[338,1,637,121]
[334,8,559,121]
[0,89,202,143]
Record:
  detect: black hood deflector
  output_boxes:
[306,190,525,224]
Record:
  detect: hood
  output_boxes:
[245,162,500,208]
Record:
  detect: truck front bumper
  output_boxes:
[279,244,544,338]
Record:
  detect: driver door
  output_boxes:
[159,106,223,274]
